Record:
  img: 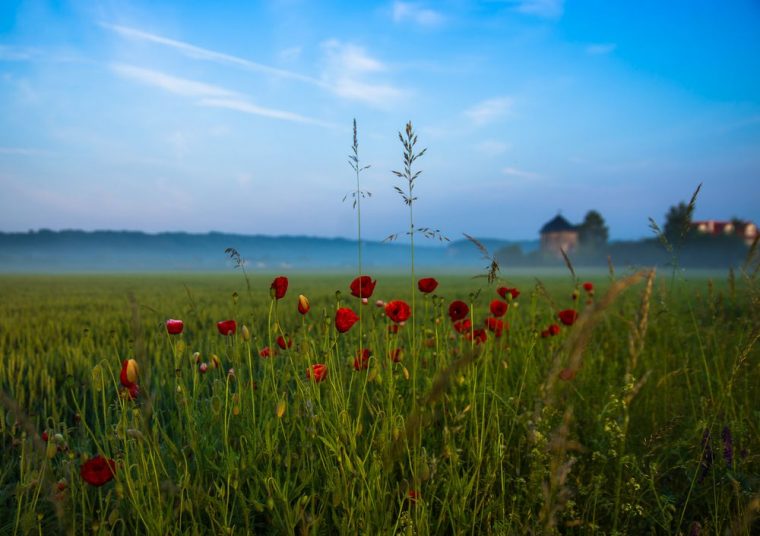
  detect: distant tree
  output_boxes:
[663,202,694,244]
[577,210,609,250]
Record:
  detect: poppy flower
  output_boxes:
[548,323,560,336]
[165,319,184,335]
[307,363,328,382]
[217,320,237,336]
[270,276,288,300]
[448,300,469,322]
[335,308,359,333]
[408,489,419,503]
[417,277,438,294]
[559,368,576,381]
[350,275,376,299]
[389,348,402,363]
[583,282,594,293]
[558,309,578,326]
[276,335,292,350]
[120,359,138,388]
[353,348,371,371]
[388,324,399,334]
[541,329,550,338]
[489,300,508,317]
[259,347,272,358]
[80,455,116,487]
[297,294,310,314]
[453,318,472,334]
[485,317,506,337]
[41,431,49,442]
[497,287,520,300]
[466,328,488,344]
[199,362,208,374]
[385,300,411,323]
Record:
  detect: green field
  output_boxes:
[0,271,758,534]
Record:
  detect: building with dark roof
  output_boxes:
[540,214,578,258]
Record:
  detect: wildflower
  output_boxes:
[375,299,385,308]
[259,347,272,358]
[165,319,184,335]
[297,294,310,314]
[80,455,116,487]
[559,368,576,381]
[388,324,400,334]
[199,362,208,374]
[385,300,411,323]
[417,277,438,294]
[241,325,251,341]
[335,308,359,333]
[270,276,288,300]
[210,354,221,368]
[276,335,292,350]
[466,328,487,344]
[497,287,520,300]
[120,359,138,388]
[350,275,376,299]
[217,320,237,335]
[353,348,371,371]
[485,317,505,336]
[408,489,419,503]
[389,348,402,363]
[124,383,139,400]
[489,299,508,317]
[583,281,594,293]
[307,363,328,382]
[558,309,578,326]
[41,431,49,442]
[448,300,469,322]
[453,318,472,334]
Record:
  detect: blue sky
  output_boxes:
[0,0,758,241]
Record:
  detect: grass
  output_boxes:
[0,270,758,535]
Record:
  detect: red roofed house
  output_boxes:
[691,220,758,246]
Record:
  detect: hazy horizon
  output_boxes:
[1,1,759,241]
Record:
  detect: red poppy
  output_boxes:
[80,455,116,487]
[453,318,472,334]
[199,362,208,374]
[548,323,560,336]
[120,359,138,388]
[485,317,505,336]
[541,329,550,338]
[297,294,310,314]
[270,276,288,300]
[165,319,184,335]
[497,287,520,300]
[559,368,576,381]
[349,275,376,299]
[388,324,399,334]
[417,277,438,294]
[448,300,469,322]
[124,383,139,400]
[41,431,49,442]
[389,348,402,363]
[385,300,411,323]
[583,282,594,293]
[353,348,371,371]
[558,309,578,326]
[466,328,488,344]
[276,336,292,350]
[307,363,328,382]
[489,299,508,317]
[408,489,419,503]
[335,308,359,333]
[259,346,272,358]
[217,320,237,335]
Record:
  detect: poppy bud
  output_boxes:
[199,362,208,374]
[217,320,237,336]
[210,354,221,369]
[165,319,184,335]
[120,359,138,387]
[297,294,310,315]
[241,325,251,341]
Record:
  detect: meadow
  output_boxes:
[0,268,758,535]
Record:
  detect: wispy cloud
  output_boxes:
[199,98,339,128]
[586,43,616,56]
[101,23,324,87]
[103,23,406,107]
[111,64,335,127]
[464,97,513,126]
[320,39,407,107]
[475,140,511,156]
[501,166,540,179]
[111,64,236,98]
[0,147,53,156]
[0,45,37,61]
[392,1,445,27]
[509,0,564,19]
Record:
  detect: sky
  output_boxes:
[0,0,758,241]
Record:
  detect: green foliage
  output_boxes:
[577,210,609,250]
[0,272,758,534]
